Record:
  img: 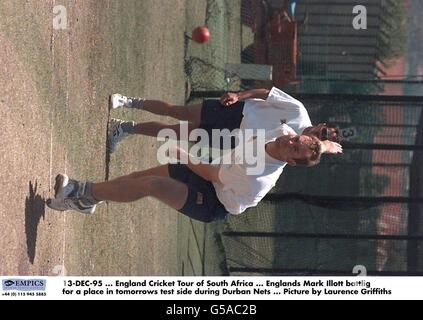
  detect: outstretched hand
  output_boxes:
[321,141,343,154]
[220,92,239,107]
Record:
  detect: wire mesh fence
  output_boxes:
[221,94,423,276]
[185,0,414,95]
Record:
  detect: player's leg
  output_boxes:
[131,121,200,138]
[91,176,188,210]
[49,164,179,201]
[93,165,227,222]
[46,165,227,223]
[110,165,169,183]
[47,169,189,212]
[143,101,202,124]
[107,119,199,153]
[110,94,202,124]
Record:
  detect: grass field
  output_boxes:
[0,0,229,276]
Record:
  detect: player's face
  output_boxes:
[276,135,314,163]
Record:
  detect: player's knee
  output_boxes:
[169,105,185,117]
[143,176,166,192]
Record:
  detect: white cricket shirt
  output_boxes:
[212,124,295,215]
[240,87,312,134]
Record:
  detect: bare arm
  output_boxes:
[169,147,221,183]
[236,88,270,100]
[220,88,270,106]
[186,159,221,183]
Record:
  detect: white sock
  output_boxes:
[128,97,145,109]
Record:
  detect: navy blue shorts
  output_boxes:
[168,164,229,223]
[199,99,245,149]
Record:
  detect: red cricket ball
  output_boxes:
[192,26,210,44]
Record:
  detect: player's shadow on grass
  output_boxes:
[25,180,45,264]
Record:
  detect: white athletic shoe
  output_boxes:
[46,173,97,214]
[107,118,129,153]
[46,197,97,214]
[54,174,76,199]
[109,93,131,109]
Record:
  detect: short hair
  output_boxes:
[293,135,322,167]
[323,123,340,143]
[305,123,340,143]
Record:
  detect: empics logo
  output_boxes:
[2,279,46,291]
[3,280,14,287]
